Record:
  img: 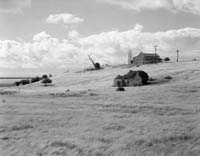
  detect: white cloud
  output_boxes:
[32,32,50,42]
[133,23,144,32]
[100,0,200,15]
[1,24,200,69]
[68,30,81,40]
[46,13,84,25]
[0,0,31,13]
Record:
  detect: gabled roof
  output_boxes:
[139,52,159,57]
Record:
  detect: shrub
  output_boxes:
[41,78,52,86]
[14,79,31,86]
[31,76,41,83]
[21,79,30,85]
[14,81,21,86]
[116,87,125,91]
[42,74,48,79]
[164,57,170,62]
[164,76,173,80]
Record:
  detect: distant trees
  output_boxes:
[14,74,53,86]
[164,57,170,62]
[31,76,41,83]
[41,78,52,86]
[42,74,48,79]
[14,79,30,86]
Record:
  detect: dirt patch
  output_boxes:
[0,124,34,133]
[135,133,194,147]
[97,137,113,144]
[100,105,194,116]
[103,123,125,131]
[0,90,18,95]
[41,141,84,156]
[148,77,172,85]
[50,91,98,98]
[50,92,84,97]
[122,133,199,156]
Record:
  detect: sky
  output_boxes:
[1,0,200,75]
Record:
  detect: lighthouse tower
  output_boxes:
[128,50,132,64]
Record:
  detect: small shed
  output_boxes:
[130,52,162,65]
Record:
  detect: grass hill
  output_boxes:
[1,61,200,156]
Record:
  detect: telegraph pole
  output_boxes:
[128,49,132,65]
[176,49,179,62]
[154,45,158,54]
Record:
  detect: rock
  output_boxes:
[2,136,9,140]
[164,76,172,80]
[116,87,125,91]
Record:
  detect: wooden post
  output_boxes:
[177,49,179,62]
[154,45,158,63]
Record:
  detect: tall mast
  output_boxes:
[128,50,132,64]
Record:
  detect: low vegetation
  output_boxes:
[164,57,170,62]
[1,61,200,156]
[41,78,52,86]
[14,74,52,86]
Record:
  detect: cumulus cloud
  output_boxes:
[0,0,31,13]
[81,25,200,63]
[32,32,50,42]
[1,24,200,69]
[100,0,200,15]
[46,13,84,25]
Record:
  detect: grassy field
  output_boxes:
[1,61,200,156]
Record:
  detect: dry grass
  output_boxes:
[1,61,200,156]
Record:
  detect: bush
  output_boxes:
[14,81,21,86]
[164,57,170,62]
[31,76,41,83]
[20,79,30,85]
[14,79,30,86]
[41,78,52,86]
[42,74,48,79]
[95,62,101,69]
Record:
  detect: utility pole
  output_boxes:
[154,45,158,54]
[176,49,179,62]
[128,49,132,65]
[154,45,158,63]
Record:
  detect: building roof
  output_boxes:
[133,52,159,57]
[141,52,159,56]
[132,52,160,59]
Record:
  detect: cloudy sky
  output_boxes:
[1,0,200,75]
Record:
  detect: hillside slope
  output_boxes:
[1,61,200,156]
